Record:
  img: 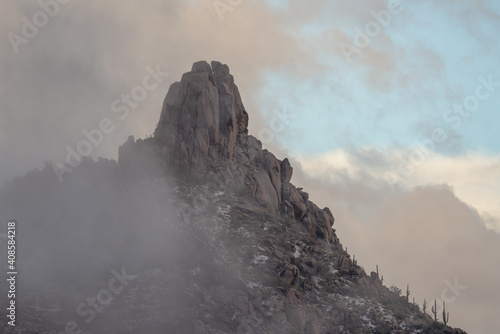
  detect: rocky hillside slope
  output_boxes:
[0,61,467,334]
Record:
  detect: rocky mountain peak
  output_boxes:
[147,60,336,244]
[1,61,468,333]
[110,61,469,333]
[154,60,248,175]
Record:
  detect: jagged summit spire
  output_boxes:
[118,61,336,243]
[154,61,248,175]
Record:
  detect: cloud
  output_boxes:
[0,0,305,184]
[297,148,500,230]
[2,0,495,185]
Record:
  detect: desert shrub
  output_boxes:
[389,285,402,296]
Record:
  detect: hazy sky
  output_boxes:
[1,1,499,333]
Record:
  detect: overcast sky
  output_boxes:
[1,1,499,333]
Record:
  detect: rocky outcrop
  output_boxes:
[153,60,248,177]
[146,61,337,242]
[114,61,468,333]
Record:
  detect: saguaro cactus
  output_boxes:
[406,284,410,302]
[376,265,379,278]
[431,299,438,321]
[442,301,449,325]
[423,299,427,314]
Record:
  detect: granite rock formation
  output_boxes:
[123,60,336,243]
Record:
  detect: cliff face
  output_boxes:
[0,61,467,334]
[124,60,335,243]
[154,60,248,174]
